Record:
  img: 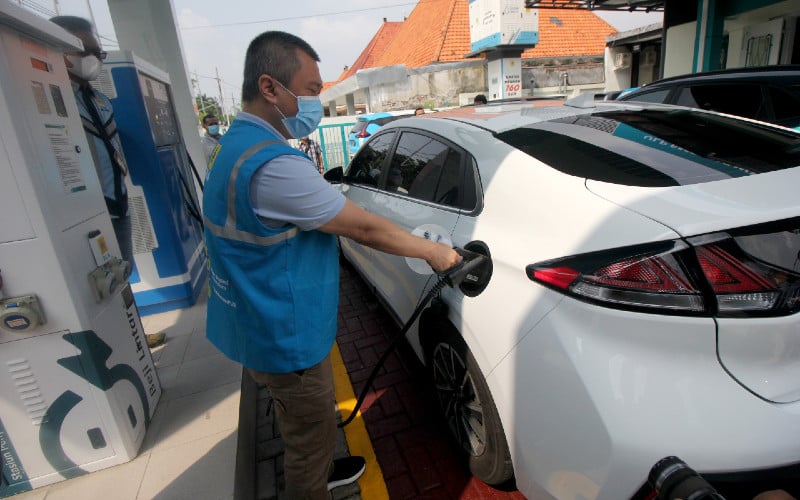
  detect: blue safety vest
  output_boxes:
[203,119,339,373]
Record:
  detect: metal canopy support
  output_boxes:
[524,0,664,11]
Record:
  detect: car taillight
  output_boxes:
[527,225,800,317]
[355,130,370,138]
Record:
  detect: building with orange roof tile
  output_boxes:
[321,0,617,115]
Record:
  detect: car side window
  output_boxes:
[623,88,670,103]
[675,84,764,119]
[768,85,800,127]
[346,132,395,186]
[389,131,473,210]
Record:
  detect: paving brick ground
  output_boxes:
[335,259,526,500]
[251,259,526,499]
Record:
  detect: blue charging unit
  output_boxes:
[96,51,206,316]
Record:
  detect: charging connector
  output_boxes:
[438,247,488,288]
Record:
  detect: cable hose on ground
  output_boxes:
[338,277,448,428]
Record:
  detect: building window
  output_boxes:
[745,34,772,66]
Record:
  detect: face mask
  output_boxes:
[208,124,220,136]
[273,80,323,139]
[65,54,101,81]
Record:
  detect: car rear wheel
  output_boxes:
[424,322,514,485]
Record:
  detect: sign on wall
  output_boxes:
[488,57,522,99]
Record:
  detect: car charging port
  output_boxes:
[444,240,492,296]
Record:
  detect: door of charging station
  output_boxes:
[0,3,161,497]
[96,51,206,316]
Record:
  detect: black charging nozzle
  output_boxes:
[438,246,489,288]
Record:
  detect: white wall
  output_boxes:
[725,2,799,68]
[604,47,633,91]
[663,22,696,77]
[366,64,486,111]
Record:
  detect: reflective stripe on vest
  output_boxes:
[203,139,300,246]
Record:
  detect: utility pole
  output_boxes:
[53,0,60,15]
[193,70,206,117]
[215,67,227,127]
[85,0,97,30]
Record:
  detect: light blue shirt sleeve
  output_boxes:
[249,154,346,231]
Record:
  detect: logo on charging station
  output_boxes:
[406,224,453,274]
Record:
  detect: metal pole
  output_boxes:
[230,91,238,116]
[194,71,207,116]
[85,0,97,29]
[215,67,227,127]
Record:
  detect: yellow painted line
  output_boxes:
[331,342,390,500]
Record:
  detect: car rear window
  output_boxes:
[350,121,368,134]
[497,108,800,187]
[375,116,400,126]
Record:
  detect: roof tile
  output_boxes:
[332,0,617,83]
[338,21,404,81]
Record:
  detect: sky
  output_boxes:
[38,0,662,112]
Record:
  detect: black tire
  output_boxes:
[423,320,514,485]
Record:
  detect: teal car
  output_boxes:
[348,112,402,158]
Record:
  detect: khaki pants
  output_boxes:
[248,354,336,500]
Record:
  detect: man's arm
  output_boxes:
[318,199,460,273]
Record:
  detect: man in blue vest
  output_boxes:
[203,31,460,499]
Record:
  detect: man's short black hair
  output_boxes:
[241,31,319,104]
[50,15,95,36]
[202,114,217,126]
[474,94,487,105]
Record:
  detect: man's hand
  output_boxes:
[426,243,461,273]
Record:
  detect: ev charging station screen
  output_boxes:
[138,74,179,148]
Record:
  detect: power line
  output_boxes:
[179,1,417,30]
[194,72,241,92]
[21,0,56,18]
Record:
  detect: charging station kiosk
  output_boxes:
[95,51,206,316]
[0,2,161,496]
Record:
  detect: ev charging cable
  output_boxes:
[338,247,487,428]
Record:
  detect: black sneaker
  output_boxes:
[327,456,366,491]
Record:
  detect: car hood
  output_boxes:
[586,167,800,403]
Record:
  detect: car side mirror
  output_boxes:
[324,166,344,184]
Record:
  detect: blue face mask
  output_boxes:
[274,80,323,139]
[208,124,220,136]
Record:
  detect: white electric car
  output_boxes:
[328,97,800,500]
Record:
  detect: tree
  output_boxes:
[195,94,222,124]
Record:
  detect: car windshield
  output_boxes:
[497,108,800,187]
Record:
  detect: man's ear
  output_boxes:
[259,75,278,104]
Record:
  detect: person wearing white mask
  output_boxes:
[200,113,222,167]
[202,31,461,499]
[50,16,166,349]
